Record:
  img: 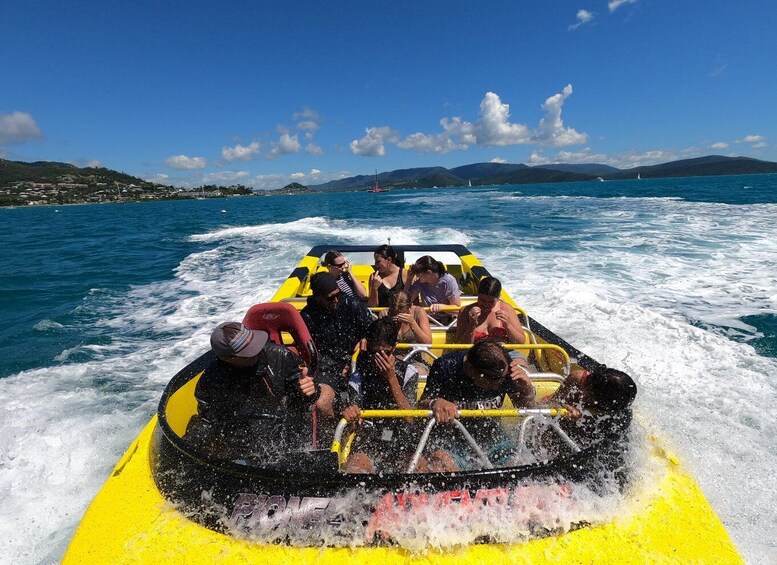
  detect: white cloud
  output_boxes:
[202,170,250,183]
[529,147,680,169]
[709,63,728,78]
[490,157,509,164]
[221,141,262,162]
[268,133,301,158]
[753,142,767,149]
[608,0,638,12]
[737,134,765,144]
[0,111,43,144]
[569,9,595,30]
[534,84,588,146]
[358,87,586,156]
[474,93,533,146]
[143,173,170,184]
[350,127,399,156]
[710,142,729,150]
[247,169,349,191]
[296,120,319,132]
[528,148,608,165]
[306,143,324,155]
[397,130,468,153]
[293,107,320,121]
[615,149,679,168]
[164,154,207,169]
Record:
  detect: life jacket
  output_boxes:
[243,302,319,379]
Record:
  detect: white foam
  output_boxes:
[472,196,777,560]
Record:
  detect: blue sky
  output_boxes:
[2,0,775,189]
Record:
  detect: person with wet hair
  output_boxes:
[323,250,367,302]
[407,255,461,315]
[519,366,637,477]
[186,321,323,461]
[379,290,432,345]
[417,338,536,471]
[301,272,373,412]
[456,276,526,346]
[542,366,637,420]
[368,244,408,307]
[341,317,420,473]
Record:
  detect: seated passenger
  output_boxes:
[407,255,461,319]
[341,318,420,473]
[456,276,526,346]
[323,250,368,302]
[367,244,408,307]
[379,290,432,344]
[186,322,322,461]
[528,367,637,472]
[301,272,373,406]
[379,290,433,374]
[540,366,637,429]
[418,339,536,471]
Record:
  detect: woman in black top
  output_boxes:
[367,244,407,307]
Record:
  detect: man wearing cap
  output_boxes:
[301,272,373,404]
[416,338,536,471]
[187,321,321,460]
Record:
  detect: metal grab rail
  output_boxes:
[330,408,569,472]
[518,416,581,454]
[407,419,493,472]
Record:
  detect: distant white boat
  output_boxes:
[468,180,472,187]
[637,173,642,180]
[596,177,604,182]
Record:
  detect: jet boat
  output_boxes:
[64,244,742,563]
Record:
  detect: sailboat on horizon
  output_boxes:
[367,169,388,193]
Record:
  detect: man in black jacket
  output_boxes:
[187,321,321,461]
[301,272,373,407]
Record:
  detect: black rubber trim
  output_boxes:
[305,244,472,258]
[470,265,490,280]
[288,266,309,283]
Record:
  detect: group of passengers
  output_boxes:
[189,245,637,473]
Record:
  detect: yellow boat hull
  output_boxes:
[65,245,743,562]
[64,419,742,563]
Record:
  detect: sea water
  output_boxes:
[0,174,775,562]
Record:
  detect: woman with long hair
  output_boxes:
[407,255,461,313]
[367,244,407,307]
[323,250,367,301]
[379,290,432,345]
[456,276,526,345]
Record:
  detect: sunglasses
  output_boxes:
[331,261,346,268]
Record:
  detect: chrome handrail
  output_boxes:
[330,408,569,472]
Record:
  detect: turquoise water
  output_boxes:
[1,174,776,561]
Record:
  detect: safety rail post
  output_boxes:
[331,408,569,472]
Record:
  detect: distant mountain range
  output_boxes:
[310,155,777,191]
[3,155,776,195]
